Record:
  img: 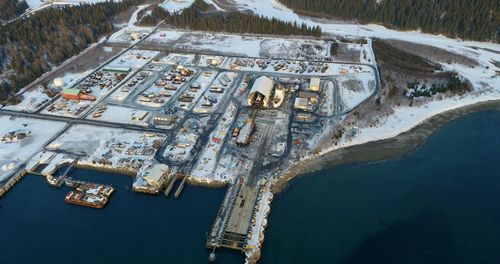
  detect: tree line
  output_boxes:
[0,0,143,101]
[140,0,322,37]
[407,76,471,98]
[279,0,498,42]
[0,0,28,21]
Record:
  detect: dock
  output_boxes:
[0,169,27,198]
[207,179,262,251]
[163,173,188,198]
[221,184,260,249]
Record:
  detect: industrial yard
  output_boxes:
[0,29,378,263]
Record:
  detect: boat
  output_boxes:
[208,248,217,263]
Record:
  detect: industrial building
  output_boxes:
[294,98,309,110]
[132,111,149,121]
[294,91,319,111]
[62,89,96,101]
[142,164,169,189]
[297,92,319,104]
[310,78,321,91]
[103,66,131,73]
[248,76,274,108]
[152,114,177,126]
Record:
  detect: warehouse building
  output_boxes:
[294,98,309,110]
[62,89,96,101]
[142,164,169,190]
[310,78,320,92]
[248,76,274,108]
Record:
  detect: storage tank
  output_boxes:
[53,78,64,88]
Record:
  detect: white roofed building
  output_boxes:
[310,78,320,92]
[142,164,169,190]
[248,76,274,108]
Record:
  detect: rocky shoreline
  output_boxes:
[270,99,500,193]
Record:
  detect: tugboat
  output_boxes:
[208,248,217,263]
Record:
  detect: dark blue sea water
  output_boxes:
[261,109,500,264]
[0,109,499,264]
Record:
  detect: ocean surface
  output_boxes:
[1,109,499,263]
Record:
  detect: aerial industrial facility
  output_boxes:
[0,28,378,264]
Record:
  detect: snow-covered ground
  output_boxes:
[108,70,153,102]
[145,30,339,59]
[160,0,194,13]
[174,70,217,111]
[46,124,165,171]
[86,105,151,126]
[190,102,237,181]
[129,4,150,27]
[228,0,498,85]
[0,116,66,182]
[24,0,122,16]
[106,50,160,70]
[338,73,376,111]
[193,72,238,113]
[336,91,500,154]
[158,53,196,65]
[2,87,52,113]
[245,180,273,263]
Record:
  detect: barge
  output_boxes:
[64,183,114,209]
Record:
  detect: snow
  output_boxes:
[174,70,217,111]
[232,0,296,20]
[338,72,376,112]
[46,124,165,171]
[347,93,500,148]
[106,50,160,70]
[86,105,151,126]
[57,69,94,88]
[2,87,51,113]
[160,0,195,13]
[190,102,237,181]
[24,0,123,15]
[230,0,499,88]
[0,116,66,182]
[25,0,45,9]
[129,4,150,27]
[203,0,223,11]
[245,180,273,263]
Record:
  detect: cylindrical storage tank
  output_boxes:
[53,78,64,88]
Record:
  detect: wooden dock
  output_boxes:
[163,174,188,198]
[0,169,27,198]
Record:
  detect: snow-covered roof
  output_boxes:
[249,76,274,100]
[143,164,169,183]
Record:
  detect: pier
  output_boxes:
[163,174,188,198]
[207,179,262,251]
[0,169,27,198]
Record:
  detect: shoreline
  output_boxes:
[271,99,500,193]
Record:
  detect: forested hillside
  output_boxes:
[0,0,28,21]
[140,0,321,36]
[0,0,143,100]
[279,0,499,42]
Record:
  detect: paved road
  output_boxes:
[0,109,167,133]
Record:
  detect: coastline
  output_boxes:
[271,99,500,193]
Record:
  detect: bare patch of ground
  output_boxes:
[343,79,362,92]
[25,45,123,91]
[334,43,360,62]
[113,6,139,25]
[385,39,479,67]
